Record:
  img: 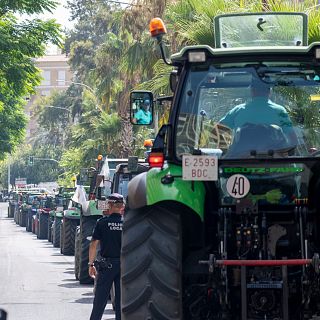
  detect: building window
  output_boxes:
[41,70,51,86]
[58,70,66,86]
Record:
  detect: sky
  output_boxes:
[20,0,74,54]
[41,0,74,29]
[20,0,74,29]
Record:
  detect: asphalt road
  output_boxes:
[0,203,115,320]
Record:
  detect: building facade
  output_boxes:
[25,54,73,141]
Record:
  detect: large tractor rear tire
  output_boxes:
[53,217,62,248]
[121,204,182,320]
[17,209,21,225]
[38,214,48,239]
[20,210,27,228]
[8,204,14,218]
[61,218,78,256]
[78,215,97,284]
[14,208,19,224]
[47,217,53,242]
[74,226,80,280]
[26,211,33,232]
[32,216,36,234]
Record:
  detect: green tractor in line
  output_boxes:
[122,13,320,320]
[15,192,28,225]
[36,196,55,240]
[11,191,26,223]
[74,157,104,284]
[51,187,75,248]
[18,191,41,229]
[74,157,147,284]
[8,191,20,219]
[60,198,81,255]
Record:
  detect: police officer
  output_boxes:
[88,193,124,320]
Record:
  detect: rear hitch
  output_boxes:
[199,254,320,271]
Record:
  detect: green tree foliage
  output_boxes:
[165,0,320,48]
[0,0,62,157]
[0,0,56,15]
[57,101,121,186]
[58,147,84,187]
[62,0,168,165]
[0,144,62,189]
[138,0,320,94]
[32,91,73,147]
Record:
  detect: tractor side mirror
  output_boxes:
[130,91,154,125]
[170,70,178,92]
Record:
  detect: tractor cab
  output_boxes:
[125,12,320,320]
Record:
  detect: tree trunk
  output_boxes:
[119,116,133,158]
[262,0,269,11]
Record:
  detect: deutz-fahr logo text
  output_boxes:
[223,167,304,174]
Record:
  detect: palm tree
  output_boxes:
[137,0,320,95]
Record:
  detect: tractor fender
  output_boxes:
[128,172,148,209]
[128,164,206,220]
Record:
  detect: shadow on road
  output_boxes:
[103,308,115,315]
[81,292,94,297]
[38,242,53,245]
[63,270,75,275]
[58,281,92,289]
[51,253,64,256]
[58,282,81,289]
[73,297,94,304]
[39,261,72,265]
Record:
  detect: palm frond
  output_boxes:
[137,60,172,95]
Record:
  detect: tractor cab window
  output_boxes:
[176,63,320,159]
[118,174,131,199]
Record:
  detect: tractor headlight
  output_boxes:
[188,51,206,63]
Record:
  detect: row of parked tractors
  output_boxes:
[6,157,148,286]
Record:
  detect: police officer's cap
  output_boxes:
[107,193,124,203]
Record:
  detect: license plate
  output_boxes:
[182,155,218,181]
[97,200,109,210]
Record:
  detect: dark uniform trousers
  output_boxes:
[90,258,121,320]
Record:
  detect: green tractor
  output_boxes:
[74,156,146,284]
[52,187,75,248]
[26,193,42,233]
[60,198,81,255]
[122,13,320,320]
[8,191,19,219]
[15,192,28,225]
[48,192,69,243]
[74,157,104,284]
[37,196,55,240]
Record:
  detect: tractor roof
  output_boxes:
[171,12,317,66]
[170,42,320,66]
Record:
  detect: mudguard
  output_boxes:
[82,200,103,217]
[55,211,64,218]
[128,163,205,220]
[64,208,80,219]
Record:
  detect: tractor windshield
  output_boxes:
[214,12,307,48]
[176,63,320,159]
